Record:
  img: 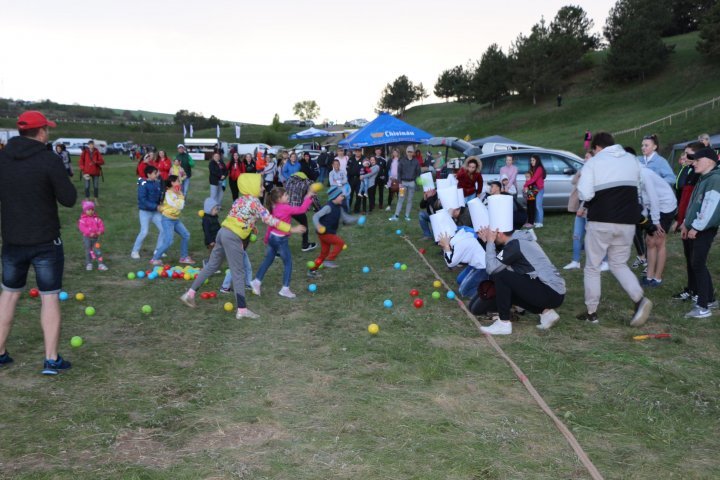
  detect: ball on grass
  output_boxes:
[249,233,257,242]
[368,323,379,335]
[306,260,316,269]
[383,299,393,308]
[446,291,456,300]
[342,244,348,250]
[400,264,408,271]
[136,271,145,279]
[310,182,323,193]
[75,293,85,301]
[308,283,317,292]
[318,226,326,234]
[224,302,233,312]
[410,289,420,297]
[432,291,441,299]
[141,305,152,314]
[395,229,402,235]
[29,288,40,298]
[393,262,401,270]
[59,291,69,301]
[70,336,83,347]
[413,298,424,308]
[362,266,370,273]
[183,273,191,281]
[358,215,366,226]
[85,306,95,316]
[433,280,442,288]
[419,248,427,254]
[127,272,136,280]
[198,210,205,217]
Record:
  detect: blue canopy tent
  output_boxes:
[338,112,432,149]
[289,127,334,140]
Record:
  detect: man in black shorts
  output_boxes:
[0,111,77,375]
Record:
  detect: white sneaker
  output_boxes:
[385,206,391,211]
[480,317,512,335]
[97,263,109,271]
[278,287,296,298]
[630,297,653,327]
[534,223,543,228]
[131,251,140,259]
[179,292,196,308]
[236,308,260,319]
[86,263,93,271]
[600,261,610,272]
[250,279,262,296]
[537,309,560,330]
[563,260,581,270]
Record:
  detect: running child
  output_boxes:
[151,175,194,265]
[131,165,163,259]
[309,186,358,274]
[77,200,108,271]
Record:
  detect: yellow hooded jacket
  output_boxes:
[221,174,291,238]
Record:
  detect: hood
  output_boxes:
[203,197,219,215]
[3,135,48,160]
[500,174,509,182]
[450,227,476,246]
[602,144,633,160]
[292,171,308,180]
[237,173,262,197]
[511,229,537,242]
[81,200,95,213]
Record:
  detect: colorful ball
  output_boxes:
[358,215,366,226]
[249,233,257,242]
[127,272,136,280]
[310,182,323,193]
[198,210,205,217]
[208,291,217,299]
[368,323,379,335]
[416,177,424,186]
[432,291,441,299]
[308,283,317,292]
[446,291,456,300]
[59,291,69,301]
[75,293,85,301]
[362,266,370,273]
[183,273,191,281]
[400,264,408,271]
[318,226,326,234]
[433,280,442,288]
[393,262,401,270]
[383,299,393,308]
[200,292,210,299]
[141,305,152,314]
[136,271,145,279]
[410,289,420,297]
[85,306,96,316]
[306,260,316,269]
[419,248,427,254]
[29,288,40,298]
[395,229,402,235]
[148,272,157,280]
[94,242,101,249]
[413,298,424,308]
[70,336,83,347]
[224,302,233,312]
[342,244,348,250]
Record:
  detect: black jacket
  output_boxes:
[208,159,228,186]
[202,214,221,246]
[347,156,363,181]
[0,136,77,245]
[375,156,387,181]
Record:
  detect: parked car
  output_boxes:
[345,118,369,128]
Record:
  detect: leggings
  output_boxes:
[492,268,564,321]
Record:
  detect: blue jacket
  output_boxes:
[137,178,162,212]
[282,160,301,180]
[640,153,675,185]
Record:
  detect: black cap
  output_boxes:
[688,147,719,162]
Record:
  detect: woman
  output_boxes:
[156,150,171,181]
[55,143,73,177]
[385,148,401,211]
[242,153,256,174]
[640,134,675,185]
[136,152,157,179]
[583,130,592,152]
[523,154,546,228]
[227,152,245,201]
[499,155,518,195]
[456,157,482,202]
[208,152,228,207]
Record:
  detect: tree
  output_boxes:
[271,113,281,131]
[663,0,717,36]
[292,100,320,121]
[470,44,509,108]
[697,1,720,62]
[548,5,600,77]
[415,83,429,103]
[433,65,472,102]
[603,0,674,81]
[508,19,554,104]
[377,75,426,115]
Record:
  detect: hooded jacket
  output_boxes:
[202,198,221,246]
[137,177,162,211]
[221,174,291,239]
[0,135,77,245]
[79,147,105,176]
[684,167,720,232]
[77,203,105,238]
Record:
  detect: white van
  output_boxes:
[233,143,277,156]
[53,138,108,155]
[183,138,230,161]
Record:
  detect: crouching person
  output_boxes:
[437,227,487,298]
[477,227,566,335]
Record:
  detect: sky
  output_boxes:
[1,0,617,126]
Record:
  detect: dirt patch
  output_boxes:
[183,423,288,453]
[111,427,175,468]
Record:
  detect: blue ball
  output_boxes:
[383,299,393,308]
[393,262,401,270]
[58,291,69,301]
[136,271,146,279]
[395,229,402,235]
[446,291,456,299]
[308,283,317,292]
[148,272,157,280]
[358,215,366,226]
[362,266,370,273]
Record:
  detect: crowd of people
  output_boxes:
[0,110,718,375]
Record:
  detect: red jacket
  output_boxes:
[228,158,245,181]
[156,158,172,180]
[79,148,105,176]
[524,166,545,190]
[136,159,158,179]
[456,167,482,197]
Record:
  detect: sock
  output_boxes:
[187,289,196,299]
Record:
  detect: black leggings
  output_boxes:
[687,227,718,308]
[229,178,239,201]
[633,226,646,257]
[492,269,564,321]
[292,212,310,247]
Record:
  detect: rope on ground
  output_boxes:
[402,236,605,480]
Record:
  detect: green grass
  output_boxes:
[406,32,720,158]
[0,156,719,479]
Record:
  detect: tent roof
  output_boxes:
[289,127,334,140]
[338,112,432,148]
[469,135,531,147]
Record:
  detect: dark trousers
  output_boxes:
[633,225,646,257]
[375,180,385,208]
[387,187,397,208]
[526,199,536,224]
[349,177,361,213]
[682,237,696,293]
[292,212,310,247]
[687,227,717,308]
[229,178,239,201]
[368,185,377,211]
[492,269,564,321]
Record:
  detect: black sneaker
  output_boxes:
[672,287,695,301]
[42,354,72,375]
[307,270,322,278]
[0,351,13,366]
[576,311,599,324]
[302,243,318,252]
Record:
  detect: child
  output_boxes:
[524,171,538,228]
[131,165,163,259]
[202,197,221,255]
[170,158,187,183]
[77,200,108,271]
[500,174,517,196]
[358,159,372,197]
[151,175,194,265]
[251,187,316,298]
[309,186,358,274]
[180,174,305,319]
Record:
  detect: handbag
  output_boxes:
[389,179,400,193]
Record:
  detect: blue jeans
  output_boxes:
[457,266,488,298]
[535,188,544,224]
[2,239,64,294]
[210,184,224,208]
[318,166,328,184]
[84,175,100,198]
[222,250,252,289]
[182,178,190,197]
[572,215,587,262]
[419,211,433,239]
[254,234,293,287]
[154,217,190,260]
[132,209,163,253]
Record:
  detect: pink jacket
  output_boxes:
[264,196,313,243]
[524,166,545,190]
[78,213,105,238]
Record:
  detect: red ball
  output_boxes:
[160,271,168,278]
[145,270,152,276]
[410,289,420,297]
[29,288,40,298]
[419,248,426,254]
[208,291,217,299]
[200,292,210,300]
[413,298,424,308]
[163,264,171,270]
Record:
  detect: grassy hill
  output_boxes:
[405,32,720,157]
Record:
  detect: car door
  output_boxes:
[538,153,581,209]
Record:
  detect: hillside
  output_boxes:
[405,32,720,157]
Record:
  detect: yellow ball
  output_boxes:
[342,244,348,250]
[75,293,85,301]
[198,210,205,217]
[310,182,324,193]
[318,226,326,234]
[224,302,233,312]
[183,273,191,281]
[433,280,442,288]
[368,323,379,335]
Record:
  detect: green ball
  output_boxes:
[141,305,152,314]
[85,306,96,316]
[127,272,136,280]
[70,336,83,347]
[400,264,408,271]
[250,233,257,242]
[416,177,424,186]
[306,260,316,269]
[432,291,441,299]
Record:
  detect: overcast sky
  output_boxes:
[1,0,616,125]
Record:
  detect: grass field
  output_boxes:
[1,155,719,479]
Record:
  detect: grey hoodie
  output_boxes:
[203,197,219,215]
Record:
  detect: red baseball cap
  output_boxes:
[17,111,57,130]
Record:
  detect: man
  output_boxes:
[418,188,439,240]
[78,139,104,204]
[389,145,421,221]
[373,146,388,210]
[347,147,364,213]
[476,226,565,335]
[576,132,652,327]
[0,111,77,374]
[316,147,330,184]
[175,144,194,196]
[681,147,720,318]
